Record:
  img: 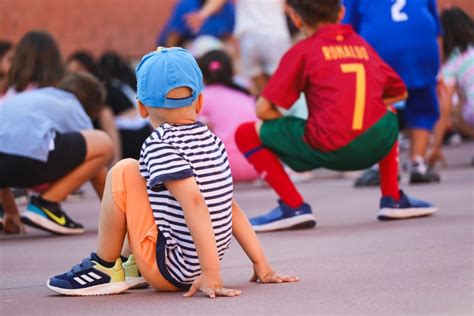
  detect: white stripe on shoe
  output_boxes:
[73,277,86,285]
[88,272,102,280]
[81,275,94,283]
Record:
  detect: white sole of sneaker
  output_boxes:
[47,280,130,296]
[21,211,85,235]
[126,277,149,289]
[377,207,437,220]
[252,214,316,232]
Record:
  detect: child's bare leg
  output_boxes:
[90,168,107,199]
[41,130,113,202]
[410,128,430,161]
[1,188,24,233]
[121,238,131,258]
[96,170,127,262]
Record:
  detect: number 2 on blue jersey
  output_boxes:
[391,0,409,22]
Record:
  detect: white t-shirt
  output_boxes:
[139,121,233,288]
[234,0,290,39]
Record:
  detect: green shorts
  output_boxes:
[259,112,398,172]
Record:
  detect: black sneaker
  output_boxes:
[21,196,85,235]
[354,168,380,187]
[409,167,441,184]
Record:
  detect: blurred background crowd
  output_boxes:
[0,0,473,235]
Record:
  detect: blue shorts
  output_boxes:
[157,0,235,46]
[404,86,440,131]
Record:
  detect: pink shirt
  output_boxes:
[199,84,258,182]
[200,84,257,151]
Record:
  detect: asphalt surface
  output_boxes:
[1,143,473,315]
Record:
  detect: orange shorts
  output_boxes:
[111,158,178,291]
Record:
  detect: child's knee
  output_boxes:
[235,121,261,152]
[112,158,139,175]
[83,129,114,161]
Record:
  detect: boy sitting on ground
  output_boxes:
[47,47,298,297]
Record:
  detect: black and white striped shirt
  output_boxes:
[139,121,233,287]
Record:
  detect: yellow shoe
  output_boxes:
[123,255,148,289]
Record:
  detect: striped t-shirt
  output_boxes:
[139,121,233,289]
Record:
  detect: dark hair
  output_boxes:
[198,50,250,95]
[8,31,64,92]
[98,51,136,90]
[67,50,101,79]
[56,72,106,119]
[0,41,13,59]
[441,7,474,60]
[286,0,341,26]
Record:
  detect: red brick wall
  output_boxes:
[0,0,176,59]
[0,0,472,60]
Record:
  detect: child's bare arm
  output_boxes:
[256,96,283,121]
[231,199,299,283]
[165,177,241,298]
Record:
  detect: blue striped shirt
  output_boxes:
[139,121,233,287]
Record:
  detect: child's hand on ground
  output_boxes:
[183,273,242,299]
[250,262,299,284]
[3,213,25,234]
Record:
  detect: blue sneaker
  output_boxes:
[47,254,129,296]
[250,200,316,232]
[378,190,437,220]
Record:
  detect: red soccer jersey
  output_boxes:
[262,24,407,152]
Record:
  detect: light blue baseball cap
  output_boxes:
[136,47,204,108]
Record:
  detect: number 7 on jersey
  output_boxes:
[340,63,366,130]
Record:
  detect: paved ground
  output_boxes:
[1,143,473,315]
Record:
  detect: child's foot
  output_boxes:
[47,253,129,296]
[20,196,84,235]
[377,190,437,220]
[250,200,316,232]
[354,167,380,187]
[409,158,441,184]
[122,255,148,289]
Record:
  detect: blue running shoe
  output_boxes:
[47,254,129,296]
[378,190,437,220]
[250,200,316,232]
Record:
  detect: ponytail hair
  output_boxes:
[198,50,250,95]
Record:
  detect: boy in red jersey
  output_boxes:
[235,0,437,232]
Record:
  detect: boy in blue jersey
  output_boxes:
[47,47,298,297]
[344,0,442,184]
